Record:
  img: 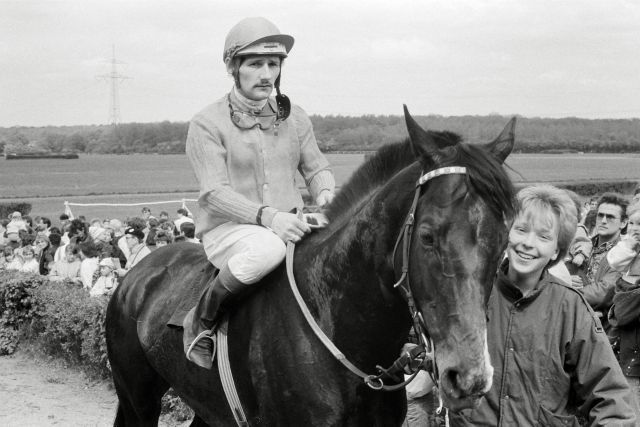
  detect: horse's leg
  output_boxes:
[109,316,170,426]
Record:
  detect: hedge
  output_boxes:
[0,202,32,220]
[0,270,109,377]
[0,270,194,421]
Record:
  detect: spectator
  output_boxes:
[145,218,160,249]
[20,246,39,274]
[4,247,23,271]
[34,234,53,275]
[109,218,130,262]
[5,212,27,243]
[573,192,629,331]
[450,185,636,426]
[116,226,150,276]
[0,246,11,270]
[630,183,640,205]
[42,233,61,274]
[141,207,153,222]
[90,258,118,297]
[0,219,8,246]
[68,219,89,245]
[607,201,640,418]
[49,244,81,283]
[154,230,173,247]
[159,211,169,221]
[77,240,100,290]
[179,222,199,244]
[36,217,52,237]
[59,214,71,243]
[563,190,593,276]
[102,218,111,228]
[173,208,193,233]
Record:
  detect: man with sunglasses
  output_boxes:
[182,17,335,368]
[572,193,629,331]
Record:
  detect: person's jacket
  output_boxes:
[609,277,640,377]
[450,263,636,427]
[185,89,335,238]
[582,235,622,313]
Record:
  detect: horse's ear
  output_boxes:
[483,117,516,164]
[403,105,443,163]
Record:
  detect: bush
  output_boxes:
[0,202,32,219]
[0,270,109,377]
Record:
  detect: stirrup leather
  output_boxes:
[185,329,217,364]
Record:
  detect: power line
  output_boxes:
[97,45,130,126]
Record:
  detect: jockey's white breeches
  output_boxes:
[202,222,286,285]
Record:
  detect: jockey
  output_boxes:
[182,17,336,369]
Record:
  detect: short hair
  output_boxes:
[48,233,62,246]
[69,219,87,237]
[59,213,69,221]
[141,207,151,214]
[597,192,629,220]
[21,246,35,256]
[180,222,196,238]
[41,217,51,227]
[65,244,77,255]
[160,211,169,217]
[154,230,173,244]
[78,240,99,258]
[177,208,188,216]
[148,218,159,228]
[516,185,578,266]
[627,201,640,219]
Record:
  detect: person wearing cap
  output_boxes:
[182,16,335,368]
[91,258,119,297]
[116,227,151,276]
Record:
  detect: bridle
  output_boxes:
[391,165,468,391]
[286,165,469,393]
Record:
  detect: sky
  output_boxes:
[1,0,640,127]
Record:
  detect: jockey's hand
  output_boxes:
[316,190,335,208]
[270,212,310,243]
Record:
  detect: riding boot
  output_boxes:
[183,267,246,369]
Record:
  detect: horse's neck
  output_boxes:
[294,177,416,363]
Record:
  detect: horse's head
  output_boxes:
[401,107,516,412]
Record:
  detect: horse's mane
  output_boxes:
[325,131,515,222]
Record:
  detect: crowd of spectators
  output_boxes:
[0,206,197,297]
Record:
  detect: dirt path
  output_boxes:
[0,351,188,426]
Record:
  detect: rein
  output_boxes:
[286,165,468,393]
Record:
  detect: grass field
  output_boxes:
[1,152,639,224]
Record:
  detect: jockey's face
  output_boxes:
[235,55,281,102]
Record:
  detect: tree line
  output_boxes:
[2,115,640,155]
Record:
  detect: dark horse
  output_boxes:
[106,108,516,426]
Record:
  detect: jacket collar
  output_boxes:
[495,258,549,306]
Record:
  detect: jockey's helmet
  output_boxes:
[223,17,294,63]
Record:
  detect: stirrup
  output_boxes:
[186,329,217,365]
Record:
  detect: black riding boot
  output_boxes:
[183,269,245,369]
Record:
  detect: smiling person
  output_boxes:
[181,17,335,369]
[451,185,636,426]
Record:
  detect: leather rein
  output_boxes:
[286,166,468,392]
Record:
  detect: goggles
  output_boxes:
[228,91,291,131]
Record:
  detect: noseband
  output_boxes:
[285,166,468,393]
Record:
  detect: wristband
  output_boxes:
[256,205,268,226]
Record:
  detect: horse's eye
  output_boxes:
[420,232,435,247]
